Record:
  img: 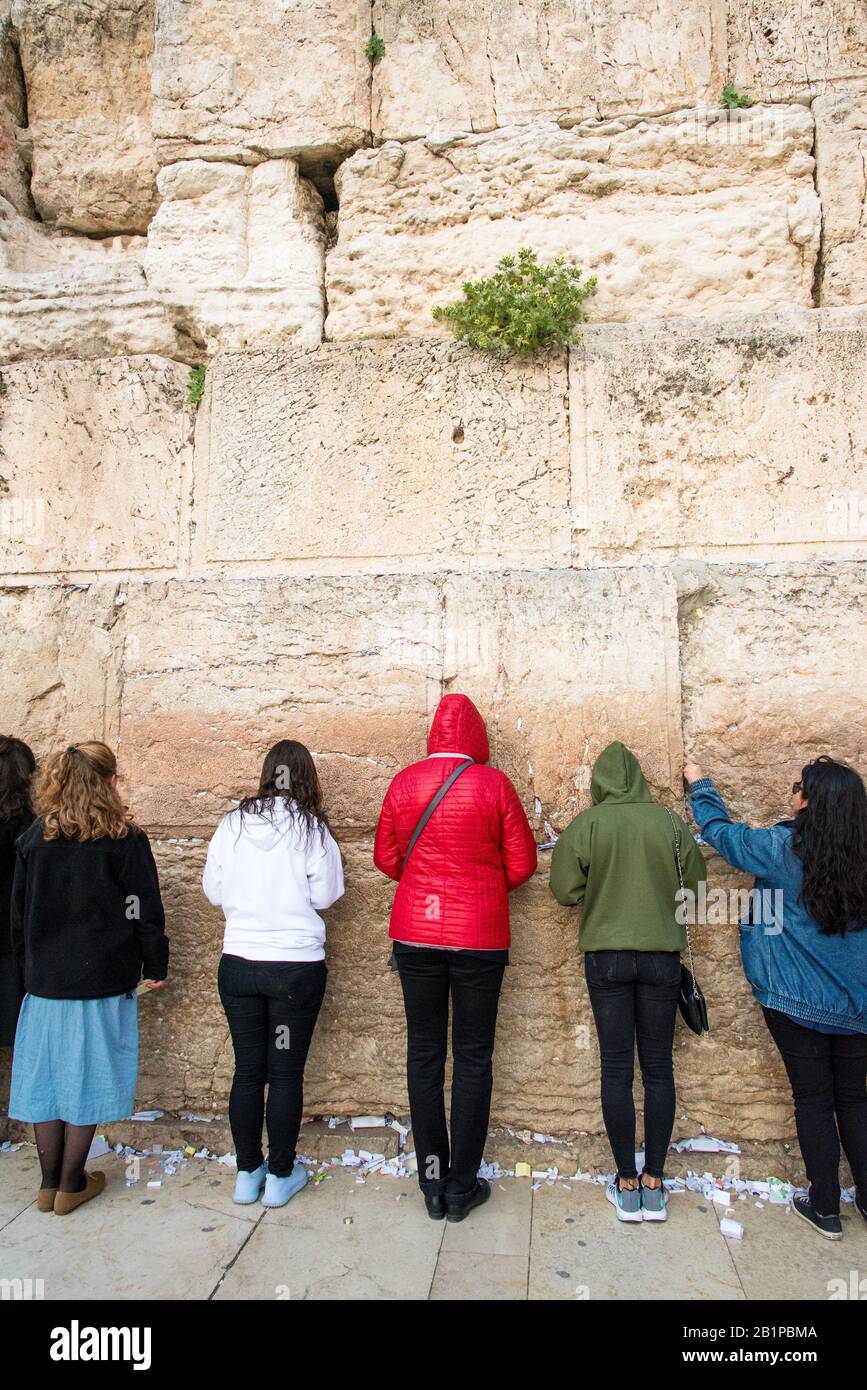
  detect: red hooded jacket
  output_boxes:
[373,694,538,949]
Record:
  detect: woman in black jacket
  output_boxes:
[9,742,169,1215]
[0,736,36,1047]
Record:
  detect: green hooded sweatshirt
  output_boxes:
[549,741,707,952]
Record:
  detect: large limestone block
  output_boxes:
[0,11,30,216]
[119,575,443,832]
[570,308,867,562]
[0,583,125,751]
[371,0,727,140]
[137,838,230,1111]
[442,568,684,830]
[814,88,867,308]
[325,108,820,338]
[679,563,867,823]
[728,0,867,103]
[199,339,570,569]
[152,0,371,167]
[144,160,325,354]
[10,0,157,233]
[0,199,187,363]
[0,356,191,574]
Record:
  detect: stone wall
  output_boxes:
[1,0,866,1140]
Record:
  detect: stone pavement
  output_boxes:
[1,1145,865,1301]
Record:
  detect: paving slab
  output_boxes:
[711,1195,867,1301]
[0,1154,254,1300]
[528,1183,745,1301]
[430,1251,529,1301]
[215,1170,442,1301]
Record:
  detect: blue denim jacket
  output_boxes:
[689,779,867,1033]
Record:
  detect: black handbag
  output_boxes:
[387,759,474,971]
[667,809,709,1035]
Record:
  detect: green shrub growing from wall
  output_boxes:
[720,83,754,109]
[366,33,385,66]
[433,248,596,356]
[186,364,206,406]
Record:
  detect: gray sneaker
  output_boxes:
[606,1177,642,1223]
[640,1183,668,1222]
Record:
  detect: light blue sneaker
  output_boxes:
[262,1161,308,1208]
[606,1177,642,1223]
[233,1163,267,1204]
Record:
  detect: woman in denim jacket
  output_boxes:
[686,756,867,1242]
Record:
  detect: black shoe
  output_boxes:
[424,1193,446,1220]
[792,1194,842,1241]
[445,1178,491,1223]
[855,1196,867,1224]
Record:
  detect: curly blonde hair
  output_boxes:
[35,741,134,842]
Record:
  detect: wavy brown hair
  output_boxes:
[791,756,867,937]
[35,742,134,842]
[0,735,36,820]
[238,739,330,844]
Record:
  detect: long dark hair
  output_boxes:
[238,740,329,842]
[0,735,36,820]
[791,756,867,936]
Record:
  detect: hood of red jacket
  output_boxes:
[427,693,490,764]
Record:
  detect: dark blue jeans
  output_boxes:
[218,954,326,1177]
[395,942,507,1196]
[585,949,681,1180]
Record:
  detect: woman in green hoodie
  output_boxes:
[550,742,706,1224]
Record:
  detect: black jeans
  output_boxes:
[763,1007,867,1216]
[585,949,681,1180]
[395,941,507,1196]
[218,953,327,1178]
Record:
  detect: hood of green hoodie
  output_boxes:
[590,742,652,805]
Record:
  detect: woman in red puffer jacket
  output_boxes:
[374,693,537,1223]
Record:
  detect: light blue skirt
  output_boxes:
[9,991,138,1126]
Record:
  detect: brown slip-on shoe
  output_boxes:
[54,1170,106,1216]
[36,1188,57,1213]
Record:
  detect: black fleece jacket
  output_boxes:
[11,819,169,999]
[0,810,34,956]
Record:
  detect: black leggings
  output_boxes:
[218,954,326,1178]
[395,942,507,1196]
[585,949,681,1180]
[763,1007,867,1216]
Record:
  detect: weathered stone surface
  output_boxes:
[199,339,569,569]
[571,308,867,562]
[0,356,191,574]
[0,582,124,750]
[442,568,684,829]
[10,0,157,234]
[120,575,443,833]
[728,0,867,102]
[325,108,820,339]
[371,0,727,140]
[0,11,30,216]
[679,563,867,824]
[0,199,187,364]
[152,0,371,167]
[815,87,867,307]
[144,160,325,354]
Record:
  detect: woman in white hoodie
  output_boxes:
[203,740,344,1208]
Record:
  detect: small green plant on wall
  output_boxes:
[433,248,597,357]
[720,83,754,109]
[366,33,385,66]
[186,364,206,406]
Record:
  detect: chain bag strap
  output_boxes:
[667,808,709,1035]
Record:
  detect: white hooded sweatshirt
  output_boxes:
[202,800,344,961]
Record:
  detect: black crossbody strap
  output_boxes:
[405,759,474,862]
